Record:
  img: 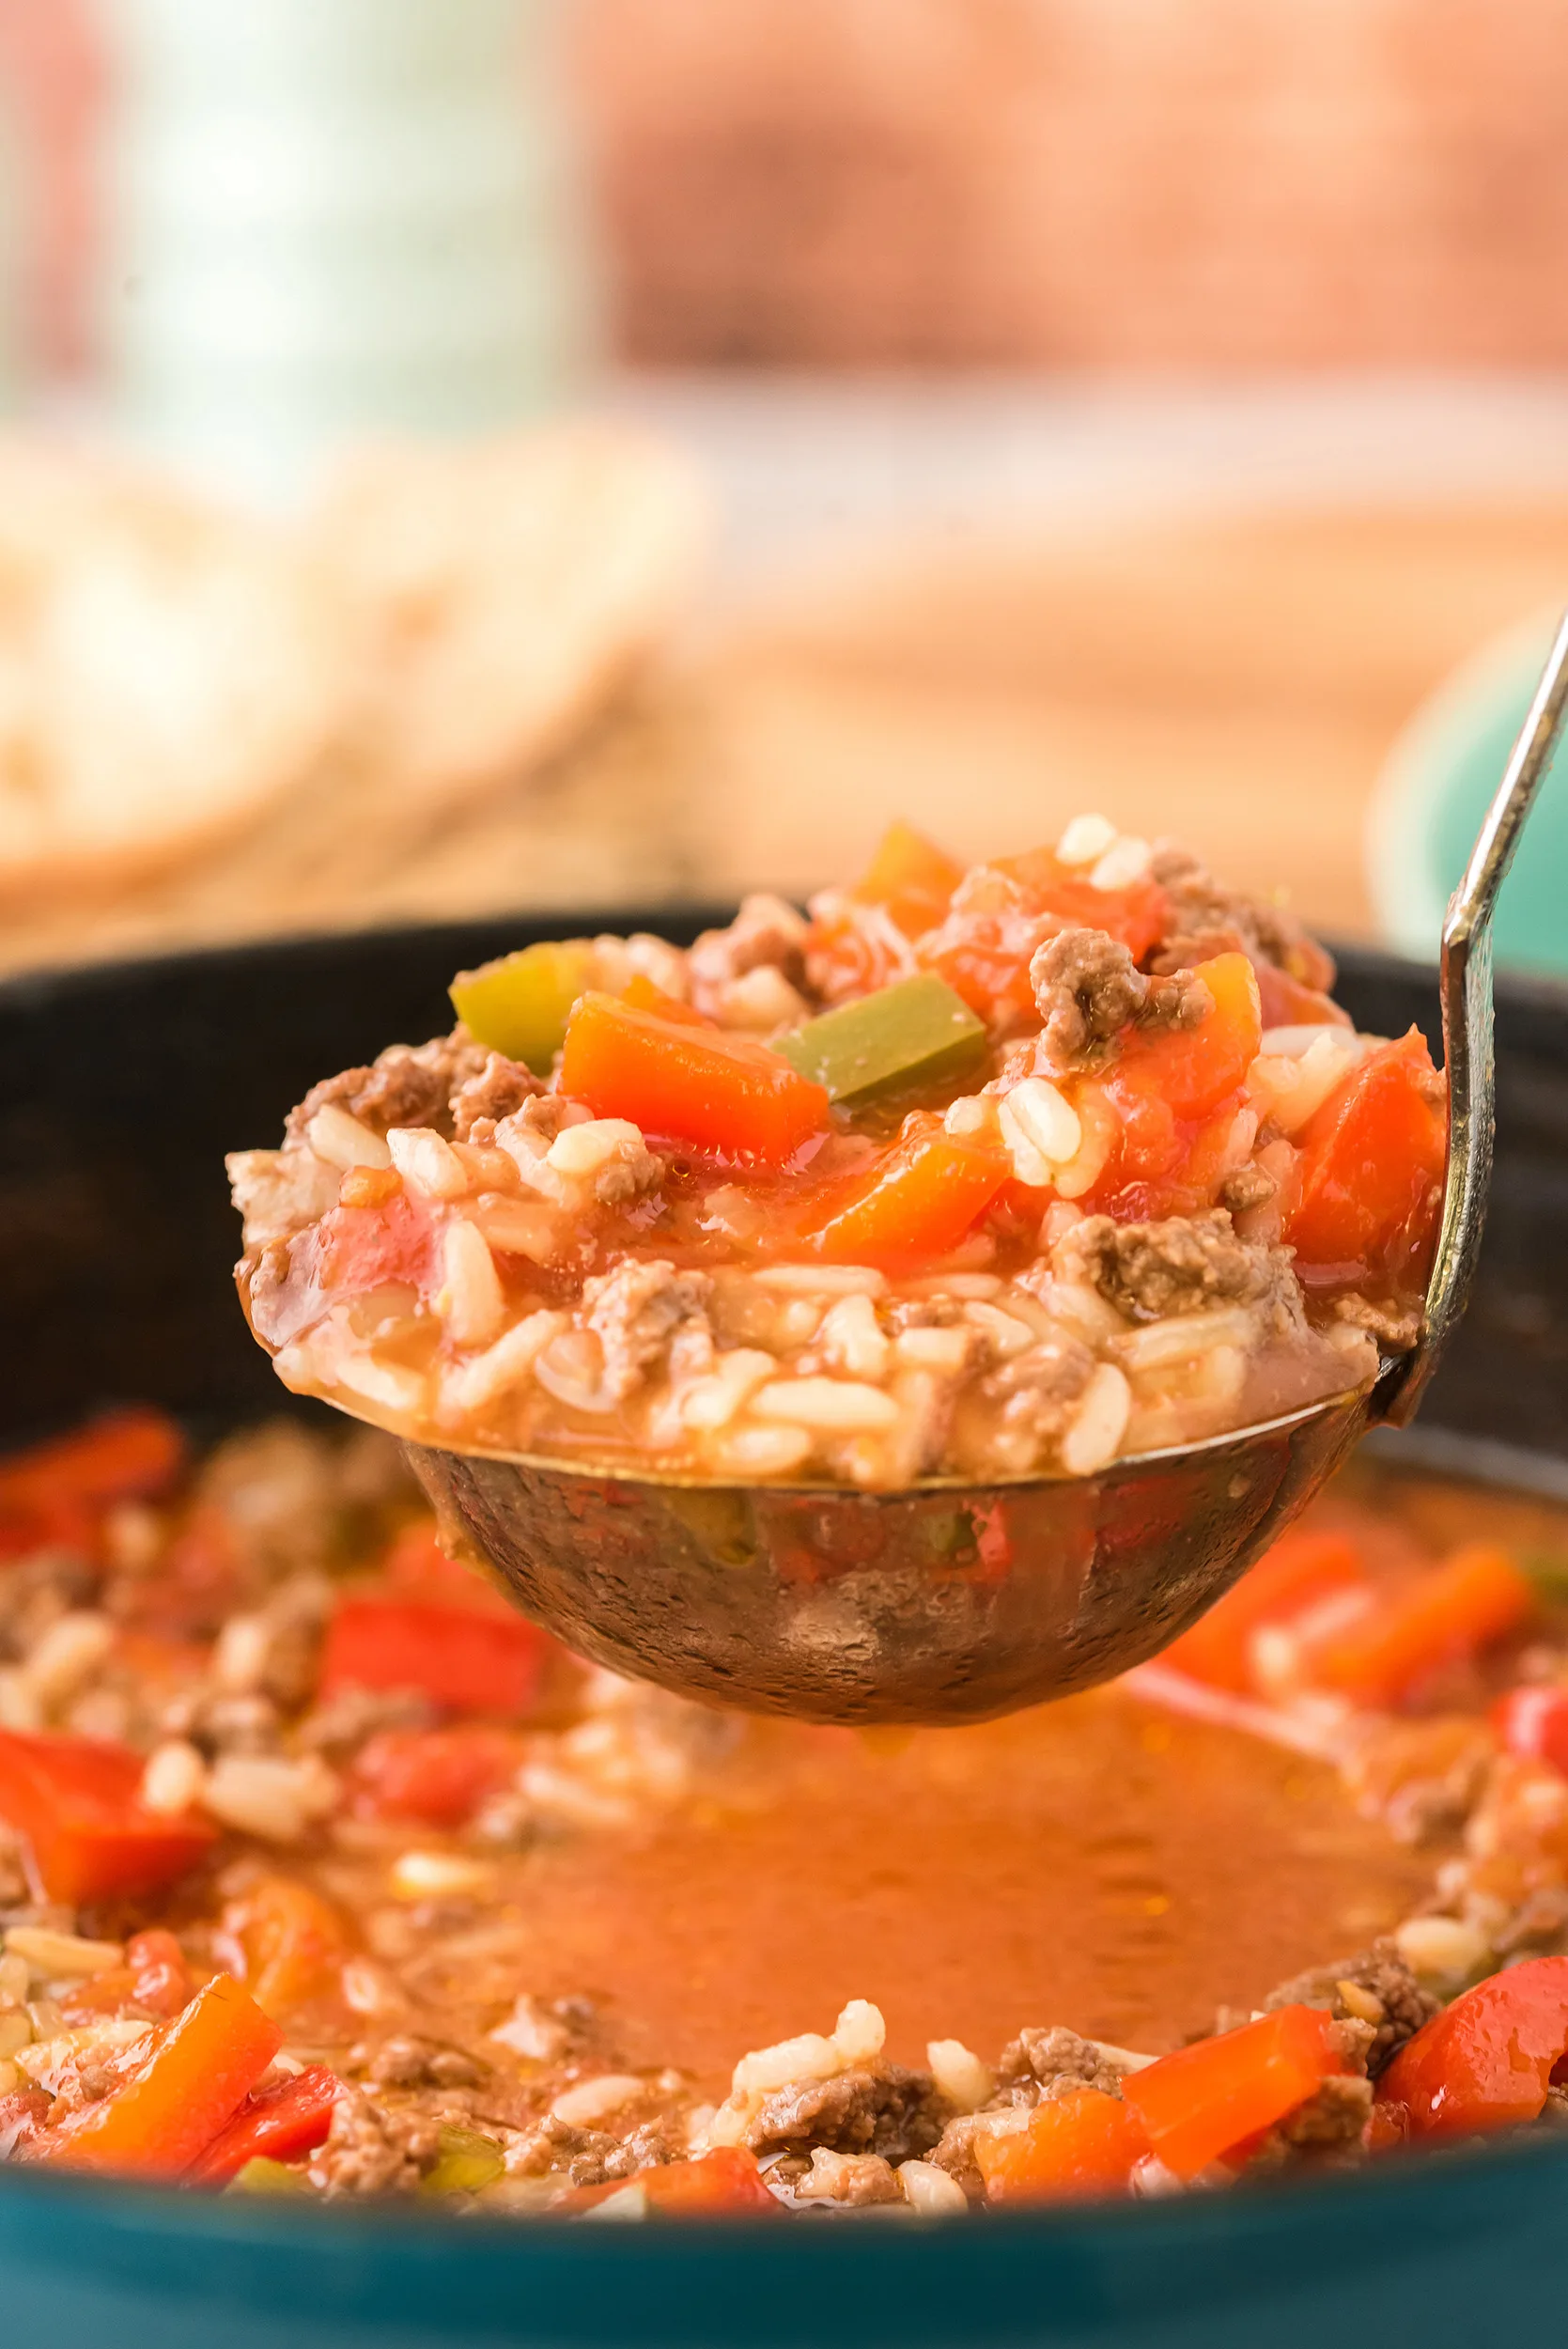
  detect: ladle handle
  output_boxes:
[1378,609,1568,1426]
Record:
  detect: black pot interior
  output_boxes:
[1,922,1565,1474]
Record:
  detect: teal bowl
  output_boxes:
[5,922,1568,2348]
[1369,612,1568,973]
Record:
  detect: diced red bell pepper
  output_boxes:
[852,819,963,939]
[320,1594,547,1716]
[380,1519,520,1617]
[1159,1529,1368,1693]
[59,1929,195,2024]
[219,1875,353,2023]
[0,1728,215,1906]
[41,1973,282,2179]
[1375,1955,1568,2141]
[185,2062,342,2187]
[560,992,829,1166]
[798,1117,1012,1270]
[564,2146,780,2217]
[348,1724,526,1828]
[1312,1542,1534,1709]
[974,2089,1151,2204]
[1121,2005,1346,2180]
[0,1408,184,1517]
[0,1408,185,1559]
[1492,1683,1568,1776]
[1285,1031,1446,1275]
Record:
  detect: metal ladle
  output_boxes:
[404,616,1568,1724]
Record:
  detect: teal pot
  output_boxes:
[1369,612,1568,976]
[4,916,1568,2347]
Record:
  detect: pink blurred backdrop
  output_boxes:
[8,0,1568,380]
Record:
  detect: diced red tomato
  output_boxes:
[0,2089,54,2156]
[219,1875,353,2023]
[1110,953,1263,1123]
[1492,1683,1568,1776]
[308,1189,440,1298]
[1121,2006,1346,2180]
[1375,1956,1568,2141]
[1312,1542,1534,1709]
[802,902,911,1004]
[563,2147,780,2217]
[1159,1529,1368,1693]
[320,1595,547,1716]
[185,2062,342,2187]
[974,2089,1150,2203]
[919,854,1170,1033]
[59,1929,196,2024]
[39,1974,282,2179]
[797,1116,1012,1271]
[1285,1031,1446,1278]
[560,992,829,1166]
[348,1724,526,1828]
[0,1729,215,1906]
[1254,963,1352,1032]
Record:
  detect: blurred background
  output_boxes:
[2,0,1567,976]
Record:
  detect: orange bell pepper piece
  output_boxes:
[560,992,829,1165]
[185,2061,343,2188]
[799,1118,1011,1270]
[619,972,713,1025]
[564,2146,780,2217]
[220,1875,354,2022]
[975,2089,1150,2204]
[1121,2005,1345,2179]
[42,1974,282,2179]
[1312,1541,1534,1709]
[852,819,964,939]
[320,1593,547,1715]
[1112,953,1263,1122]
[1159,1529,1368,1693]
[1285,1030,1446,1271]
[0,1729,215,1906]
[1375,1955,1568,2141]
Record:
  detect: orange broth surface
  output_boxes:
[410,1691,1431,2093]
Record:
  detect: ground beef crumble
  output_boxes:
[994,2025,1132,2103]
[744,2064,945,2165]
[582,1257,713,1404]
[308,2088,443,2198]
[1262,1940,1439,2077]
[1058,1209,1297,1328]
[1030,927,1213,1072]
[1148,844,1337,992]
[287,1034,492,1148]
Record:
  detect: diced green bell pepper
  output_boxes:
[449,941,597,1074]
[420,2124,506,2197]
[227,2156,311,2197]
[776,973,986,1106]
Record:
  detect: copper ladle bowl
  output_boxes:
[396,620,1568,1723]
